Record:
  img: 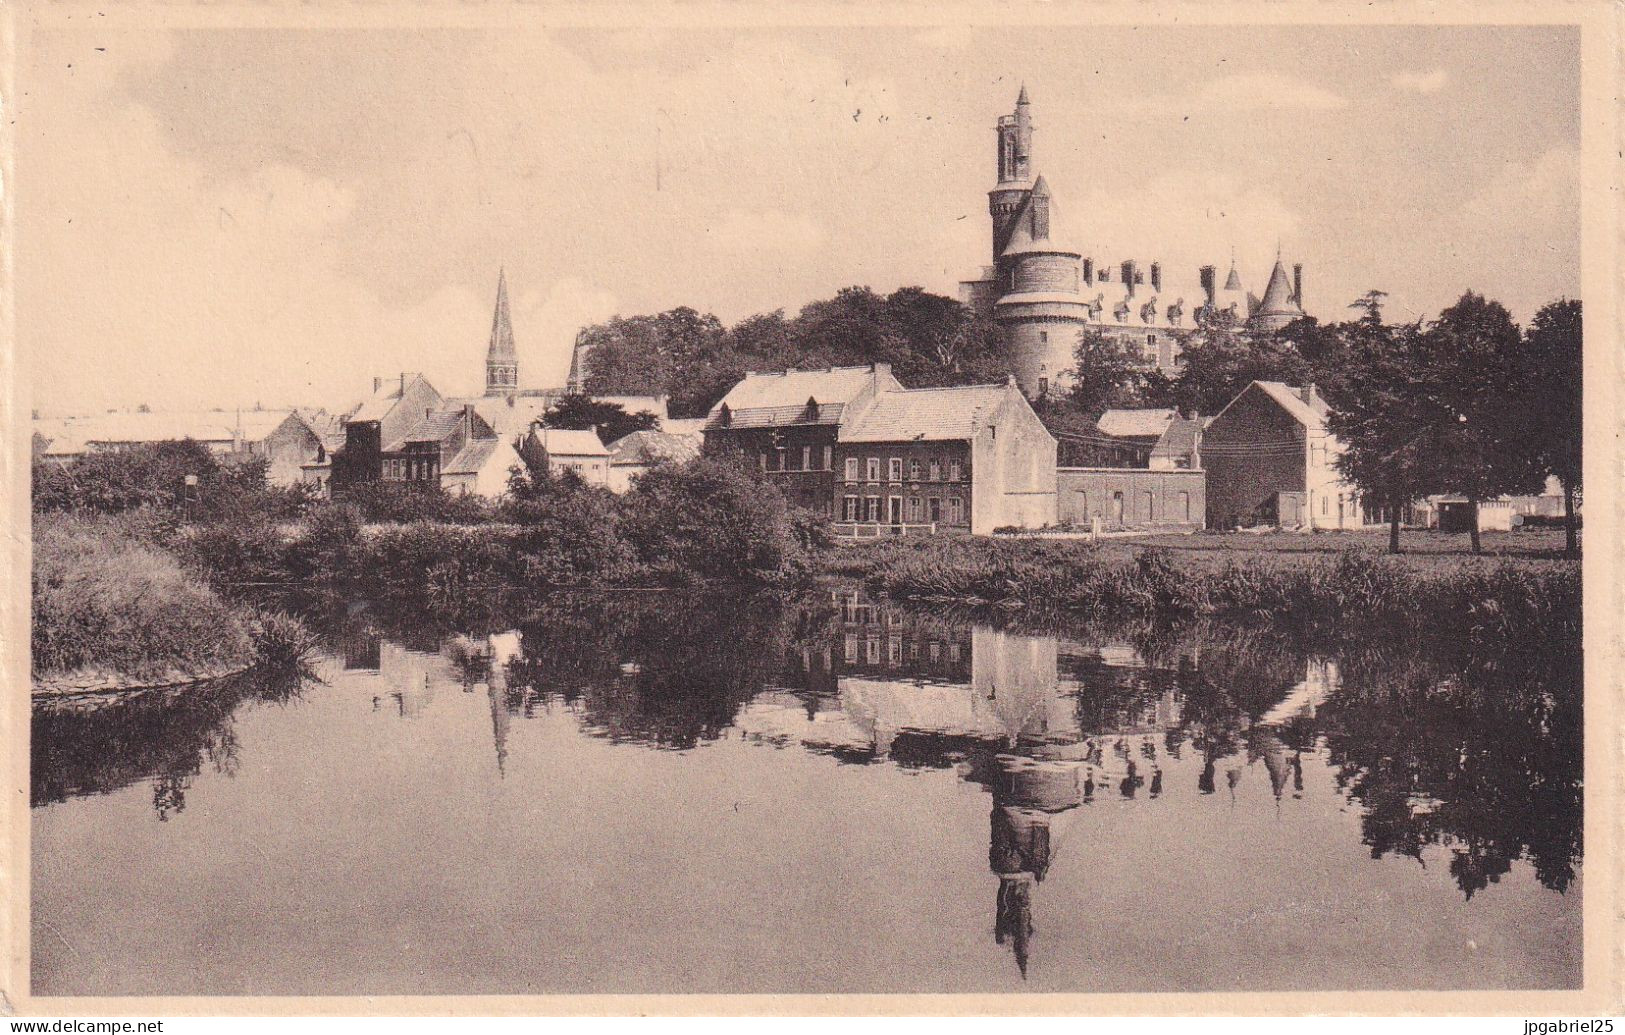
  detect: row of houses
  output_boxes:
[34,364,1562,535]
[697,362,1366,535]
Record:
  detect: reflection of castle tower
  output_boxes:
[987,755,1084,980]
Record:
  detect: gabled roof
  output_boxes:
[609,429,701,467]
[351,374,432,423]
[1097,408,1177,440]
[442,437,504,476]
[706,365,899,430]
[1151,415,1203,460]
[528,427,609,457]
[385,409,466,452]
[1213,381,1328,430]
[840,384,1017,443]
[47,409,296,446]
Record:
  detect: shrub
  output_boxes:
[503,480,638,584]
[32,516,255,680]
[283,502,366,585]
[365,521,519,605]
[622,457,813,581]
[336,480,494,524]
[172,513,290,587]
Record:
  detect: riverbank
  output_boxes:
[826,534,1580,652]
[32,515,316,696]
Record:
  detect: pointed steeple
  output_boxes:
[484,268,520,396]
[1017,82,1030,107]
[488,269,516,360]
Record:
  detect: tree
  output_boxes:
[1166,309,1313,415]
[1063,328,1150,416]
[1521,299,1582,557]
[1323,311,1436,554]
[1418,292,1547,553]
[542,394,660,445]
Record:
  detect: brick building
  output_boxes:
[1202,381,1365,530]
[702,364,1056,536]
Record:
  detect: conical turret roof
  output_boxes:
[1223,264,1243,292]
[1017,83,1030,106]
[488,269,517,360]
[1256,259,1299,315]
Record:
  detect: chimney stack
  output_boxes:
[1199,266,1217,307]
[1292,264,1304,307]
[464,402,475,435]
[1121,260,1136,297]
[1300,383,1317,406]
[1082,258,1094,285]
[373,377,383,393]
[1150,262,1162,293]
[399,373,406,395]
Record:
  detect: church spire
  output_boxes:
[484,268,519,396]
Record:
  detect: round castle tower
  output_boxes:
[983,86,1093,397]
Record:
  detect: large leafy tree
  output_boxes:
[1418,292,1547,553]
[1520,299,1582,557]
[1063,328,1151,416]
[1322,296,1437,554]
[1165,309,1313,416]
[542,394,660,445]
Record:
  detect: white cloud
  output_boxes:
[1391,69,1450,94]
[1193,72,1349,112]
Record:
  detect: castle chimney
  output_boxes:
[400,373,406,395]
[1150,262,1162,293]
[1199,266,1217,307]
[1292,264,1304,307]
[1121,261,1136,297]
[373,377,383,393]
[1082,258,1094,285]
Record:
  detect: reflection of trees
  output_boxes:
[1316,641,1582,899]
[505,592,802,750]
[31,668,305,818]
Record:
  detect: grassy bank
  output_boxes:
[834,535,1580,652]
[32,515,315,691]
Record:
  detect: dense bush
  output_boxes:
[501,474,638,584]
[857,537,1580,651]
[366,522,520,605]
[32,442,315,521]
[335,480,493,524]
[622,456,814,581]
[33,515,255,680]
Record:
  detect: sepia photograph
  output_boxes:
[7,1,1617,1015]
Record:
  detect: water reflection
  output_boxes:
[32,584,1581,987]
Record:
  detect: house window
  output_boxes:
[845,457,859,481]
[1078,490,1087,515]
[802,445,812,471]
[1143,491,1155,520]
[866,458,881,482]
[1039,331,1048,344]
[888,638,902,665]
[866,496,881,522]
[948,460,962,482]
[889,458,903,482]
[823,445,833,471]
[867,638,880,665]
[909,459,922,481]
[1322,495,1329,516]
[908,497,922,522]
[1179,491,1190,521]
[928,460,941,481]
[759,453,768,472]
[948,644,962,663]
[844,496,860,521]
[929,642,941,663]
[844,634,858,663]
[1038,377,1049,396]
[775,448,786,471]
[948,497,964,525]
[929,497,943,522]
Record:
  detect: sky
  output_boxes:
[17,21,1581,414]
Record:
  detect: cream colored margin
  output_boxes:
[1,0,1619,1017]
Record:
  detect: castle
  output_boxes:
[959,86,1307,397]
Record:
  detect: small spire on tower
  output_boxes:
[1017,82,1030,107]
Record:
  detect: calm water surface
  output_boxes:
[32,588,1581,995]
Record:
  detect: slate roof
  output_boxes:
[840,384,1013,443]
[351,374,430,423]
[384,409,466,452]
[1243,381,1329,428]
[1255,260,1300,317]
[530,427,609,457]
[707,365,894,428]
[609,429,701,467]
[1097,408,1177,440]
[442,437,502,476]
[709,402,846,430]
[43,410,294,446]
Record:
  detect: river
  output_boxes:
[31,586,1582,995]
